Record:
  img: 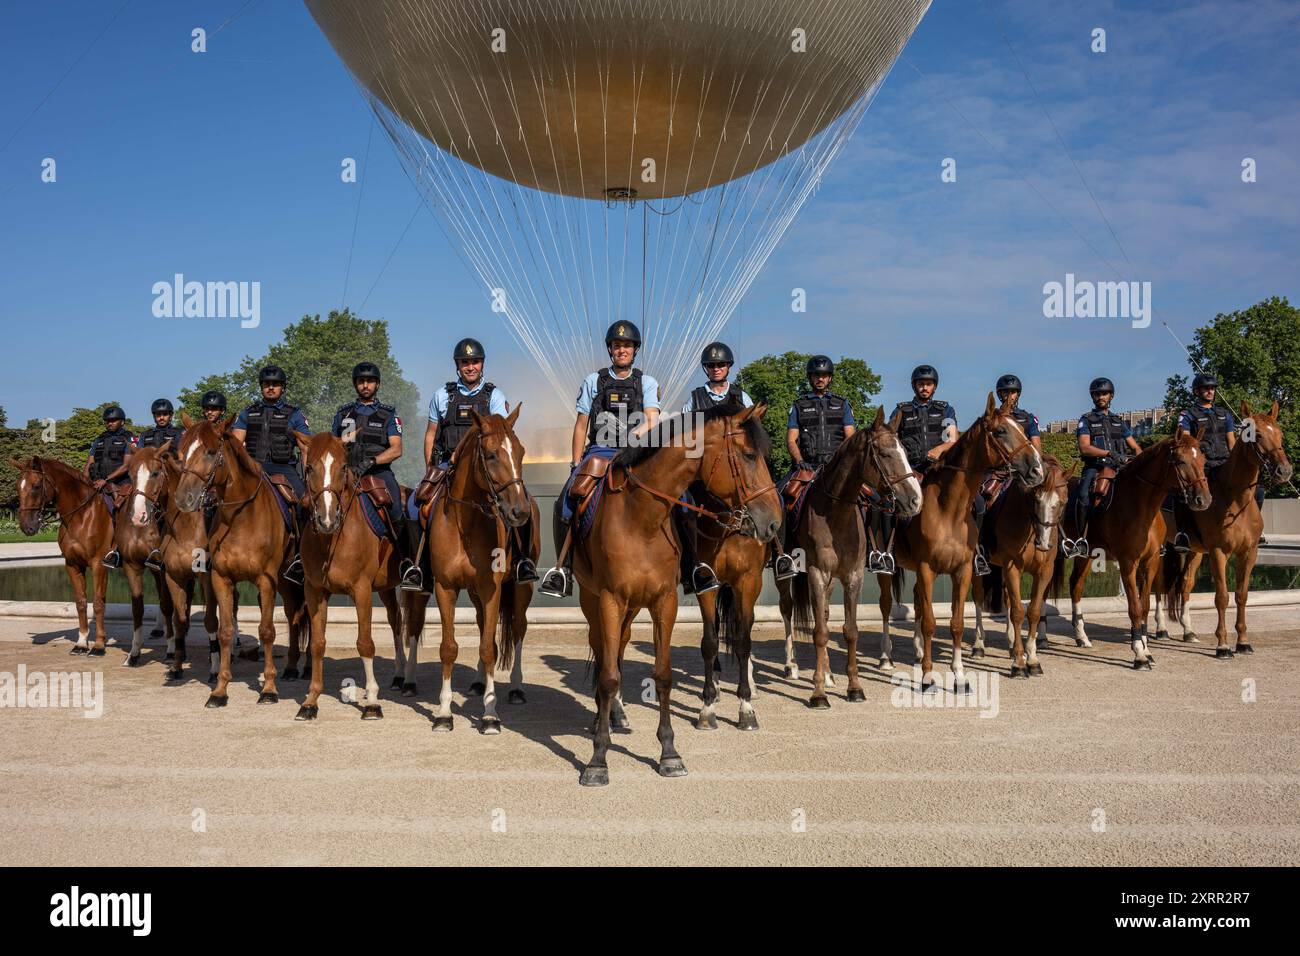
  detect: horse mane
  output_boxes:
[613,402,770,469]
[220,423,264,478]
[30,456,90,488]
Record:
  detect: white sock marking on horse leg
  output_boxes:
[437,670,453,719]
[125,626,143,665]
[783,614,798,679]
[880,618,893,667]
[482,674,498,722]
[1154,597,1167,634]
[1004,614,1015,659]
[361,655,378,705]
[207,629,218,675]
[509,642,524,692]
[1072,600,1090,646]
[166,636,176,656]
[1179,603,1194,638]
[75,629,89,649]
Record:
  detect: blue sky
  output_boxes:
[2,0,1298,435]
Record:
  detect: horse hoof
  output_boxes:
[1027,663,1043,676]
[878,657,893,670]
[579,766,609,787]
[69,645,89,655]
[204,694,227,709]
[1236,643,1254,655]
[401,682,418,698]
[808,695,831,710]
[257,692,278,705]
[1182,632,1200,643]
[468,681,486,696]
[432,716,454,732]
[507,688,527,705]
[389,675,404,690]
[1215,647,1235,659]
[88,647,105,657]
[657,757,688,778]
[1131,659,1152,671]
[1009,665,1026,679]
[281,668,299,681]
[164,667,183,682]
[1154,629,1169,640]
[846,687,866,703]
[737,711,759,732]
[150,626,164,638]
[952,679,970,695]
[361,705,384,720]
[611,713,631,731]
[921,680,937,694]
[125,654,142,668]
[970,647,985,659]
[784,665,799,680]
[295,705,318,721]
[1146,654,1155,665]
[480,717,501,735]
[1075,639,1092,648]
[695,712,718,731]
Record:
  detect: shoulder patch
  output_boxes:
[394,416,403,435]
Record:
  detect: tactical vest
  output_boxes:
[689,383,743,413]
[1083,408,1131,462]
[897,400,952,468]
[91,430,133,480]
[437,383,494,460]
[794,393,848,466]
[1009,407,1034,435]
[243,402,299,466]
[337,401,396,471]
[587,369,644,446]
[1184,404,1231,464]
[138,424,184,456]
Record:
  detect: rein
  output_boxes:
[445,432,530,522]
[18,468,101,525]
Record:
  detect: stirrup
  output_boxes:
[539,566,572,598]
[102,550,122,569]
[691,563,720,594]
[1063,536,1087,559]
[1172,532,1192,554]
[869,551,896,576]
[282,557,305,585]
[143,549,163,572]
[973,547,991,577]
[398,560,426,593]
[514,558,539,583]
[773,553,797,581]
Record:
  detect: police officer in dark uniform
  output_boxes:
[199,390,228,424]
[1067,377,1142,558]
[87,405,137,568]
[994,374,1041,452]
[420,338,538,586]
[786,355,855,469]
[1173,372,1253,551]
[230,365,312,584]
[136,399,185,456]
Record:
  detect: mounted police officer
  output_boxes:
[229,365,312,584]
[198,389,228,424]
[136,399,184,457]
[1066,377,1142,559]
[540,320,668,597]
[683,341,753,414]
[88,405,137,569]
[786,355,855,470]
[994,374,1041,452]
[419,337,538,587]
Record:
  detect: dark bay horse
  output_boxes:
[973,454,1074,676]
[116,443,177,666]
[1062,431,1210,668]
[1156,401,1291,656]
[878,394,1044,691]
[575,403,782,786]
[401,406,539,733]
[10,457,115,655]
[779,406,923,707]
[173,416,305,708]
[295,431,405,720]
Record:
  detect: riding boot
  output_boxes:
[674,502,718,594]
[513,518,539,583]
[399,516,428,593]
[282,508,305,585]
[972,507,991,576]
[539,499,574,597]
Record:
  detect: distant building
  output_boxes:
[1045,407,1170,436]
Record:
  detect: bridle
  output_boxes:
[301,451,359,534]
[934,415,1036,479]
[17,466,98,525]
[1132,441,1211,503]
[821,429,913,514]
[446,431,530,522]
[176,438,260,512]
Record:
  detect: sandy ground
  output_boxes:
[0,604,1297,867]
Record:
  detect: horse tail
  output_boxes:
[1049,551,1065,602]
[791,570,815,639]
[496,577,522,673]
[983,564,1005,614]
[1162,546,1189,621]
[891,568,905,606]
[716,584,741,659]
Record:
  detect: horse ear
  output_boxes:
[749,402,768,420]
[158,438,173,455]
[1270,399,1280,418]
[469,409,485,431]
[293,430,311,453]
[985,392,997,417]
[7,458,24,471]
[1066,460,1079,478]
[1193,420,1206,442]
[1240,399,1253,418]
[218,413,236,433]
[887,407,903,431]
[872,405,885,428]
[505,403,522,428]
[181,411,194,429]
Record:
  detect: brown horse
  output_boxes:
[10,457,115,655]
[401,406,539,733]
[972,454,1074,677]
[173,416,305,708]
[877,394,1045,692]
[116,443,177,666]
[576,403,782,786]
[294,431,406,720]
[779,406,923,707]
[1156,401,1291,656]
[1062,431,1210,668]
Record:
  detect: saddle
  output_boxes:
[569,454,612,502]
[1091,465,1118,508]
[266,474,299,506]
[980,467,1010,503]
[781,466,818,513]
[415,462,451,505]
[357,474,392,509]
[111,483,130,512]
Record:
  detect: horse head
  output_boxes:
[984,392,1044,487]
[174,414,235,512]
[698,403,782,543]
[1029,455,1074,552]
[874,406,923,517]
[298,431,350,533]
[1241,399,1293,485]
[469,404,531,528]
[127,443,172,528]
[8,457,54,536]
[1171,428,1212,511]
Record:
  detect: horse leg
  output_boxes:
[914,563,938,691]
[1068,556,1091,647]
[402,592,429,696]
[877,571,895,668]
[506,580,529,705]
[66,564,91,654]
[296,582,328,720]
[378,588,406,690]
[1209,548,1231,656]
[1005,564,1027,677]
[475,582,502,734]
[430,584,459,731]
[153,566,173,641]
[1179,553,1202,642]
[164,573,190,681]
[353,582,383,720]
[778,578,799,680]
[736,572,761,731]
[948,565,972,693]
[1024,565,1047,676]
[650,588,686,777]
[807,566,833,708]
[580,589,619,787]
[1233,547,1255,654]
[972,573,986,657]
[843,570,865,702]
[1120,560,1151,669]
[123,562,146,667]
[611,622,632,731]
[206,573,236,707]
[89,561,109,654]
[696,587,720,730]
[199,574,220,681]
[254,576,281,702]
[469,600,487,696]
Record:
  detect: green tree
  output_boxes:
[736,351,882,475]
[1,403,147,507]
[179,309,425,485]
[1157,296,1299,497]
[1039,431,1082,476]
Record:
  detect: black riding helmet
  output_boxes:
[259,365,287,386]
[995,373,1022,395]
[200,390,227,411]
[605,321,642,349]
[806,355,834,376]
[102,405,126,423]
[911,364,938,385]
[352,361,382,383]
[1089,376,1115,395]
[701,341,734,366]
[1192,371,1218,391]
[150,398,174,417]
[453,338,485,362]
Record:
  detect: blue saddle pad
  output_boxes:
[262,476,293,531]
[577,478,606,541]
[360,493,388,539]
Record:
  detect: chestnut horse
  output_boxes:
[401,406,539,733]
[294,431,406,720]
[1062,431,1210,668]
[10,457,115,655]
[972,454,1074,677]
[779,406,923,707]
[1156,401,1291,656]
[116,443,177,666]
[877,394,1045,691]
[575,403,782,786]
[173,416,305,708]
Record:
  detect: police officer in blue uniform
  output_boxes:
[230,365,312,584]
[540,320,667,597]
[994,374,1041,453]
[198,389,228,424]
[136,399,185,457]
[88,405,137,569]
[420,337,538,586]
[1066,377,1142,558]
[683,341,753,414]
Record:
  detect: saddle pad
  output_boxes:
[262,475,293,531]
[360,493,388,539]
[788,478,814,533]
[101,493,116,518]
[577,477,606,541]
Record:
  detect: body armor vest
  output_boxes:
[588,369,644,446]
[1184,404,1231,464]
[437,383,494,460]
[689,383,743,413]
[91,430,133,480]
[337,401,395,471]
[1083,408,1131,463]
[897,400,952,468]
[138,424,184,456]
[794,393,848,466]
[243,402,299,466]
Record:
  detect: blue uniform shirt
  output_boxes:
[332,400,403,440]
[1178,402,1237,434]
[234,399,312,436]
[786,392,856,430]
[87,430,138,466]
[682,384,753,413]
[428,379,509,422]
[1076,407,1132,450]
[576,367,660,416]
[1016,408,1041,439]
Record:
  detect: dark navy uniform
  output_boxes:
[88,430,137,485]
[1178,402,1235,470]
[332,398,403,523]
[235,399,311,498]
[788,392,855,467]
[137,423,184,457]
[891,398,956,471]
[1075,405,1134,530]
